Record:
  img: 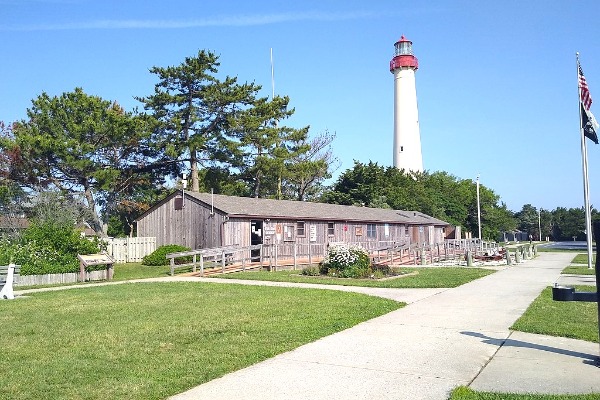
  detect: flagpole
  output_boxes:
[577,52,594,269]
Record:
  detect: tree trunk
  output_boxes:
[84,186,107,238]
[191,148,199,192]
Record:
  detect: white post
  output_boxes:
[0,264,16,300]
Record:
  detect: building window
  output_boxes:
[284,225,295,241]
[327,222,335,236]
[296,221,305,237]
[367,224,377,238]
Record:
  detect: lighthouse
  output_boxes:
[390,35,423,172]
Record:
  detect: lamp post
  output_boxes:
[538,208,542,241]
[476,175,482,248]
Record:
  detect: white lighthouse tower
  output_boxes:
[390,35,422,172]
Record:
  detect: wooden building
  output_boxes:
[136,191,450,252]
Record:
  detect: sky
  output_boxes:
[2,0,600,213]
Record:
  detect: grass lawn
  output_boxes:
[571,254,597,265]
[450,386,600,399]
[510,286,598,343]
[0,282,402,400]
[562,265,597,275]
[112,262,175,280]
[214,267,496,288]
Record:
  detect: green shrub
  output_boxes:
[320,245,372,279]
[0,221,101,276]
[301,265,320,276]
[142,244,192,266]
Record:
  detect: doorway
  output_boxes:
[250,220,263,261]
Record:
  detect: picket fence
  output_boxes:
[105,237,156,263]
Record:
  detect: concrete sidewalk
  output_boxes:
[169,252,600,400]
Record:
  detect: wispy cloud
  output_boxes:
[2,10,382,31]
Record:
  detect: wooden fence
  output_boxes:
[104,237,156,263]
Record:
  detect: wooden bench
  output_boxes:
[0,264,21,300]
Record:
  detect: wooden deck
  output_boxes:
[168,240,498,277]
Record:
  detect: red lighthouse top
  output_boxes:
[390,35,419,72]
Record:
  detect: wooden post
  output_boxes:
[79,260,86,282]
[259,244,264,267]
[242,248,246,271]
[308,243,312,266]
[221,250,225,273]
[200,254,204,277]
[274,244,278,271]
[193,254,197,273]
[293,244,297,270]
[170,258,175,276]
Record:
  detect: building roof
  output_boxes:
[183,192,448,226]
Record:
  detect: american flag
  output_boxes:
[579,63,593,110]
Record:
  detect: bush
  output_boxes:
[0,221,101,276]
[301,265,321,276]
[142,244,191,266]
[320,245,372,279]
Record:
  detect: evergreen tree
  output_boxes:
[138,50,260,192]
[4,88,163,236]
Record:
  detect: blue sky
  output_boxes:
[2,0,600,213]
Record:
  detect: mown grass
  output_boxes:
[215,267,495,288]
[570,254,597,265]
[0,282,402,400]
[559,254,597,275]
[562,265,597,275]
[112,262,174,280]
[450,386,600,399]
[510,286,598,342]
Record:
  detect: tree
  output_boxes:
[5,88,164,236]
[552,207,586,240]
[515,204,539,235]
[539,208,553,241]
[138,50,260,192]
[228,95,311,198]
[284,130,339,201]
[321,161,515,239]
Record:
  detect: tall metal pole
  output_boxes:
[538,208,542,241]
[577,52,594,269]
[476,174,482,248]
[271,48,283,200]
[270,48,275,100]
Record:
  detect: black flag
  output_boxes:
[582,103,599,144]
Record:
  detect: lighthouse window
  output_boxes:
[400,146,404,152]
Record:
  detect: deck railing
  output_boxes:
[166,239,504,276]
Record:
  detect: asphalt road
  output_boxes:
[538,241,596,251]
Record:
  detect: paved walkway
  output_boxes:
[14,253,600,399]
[167,252,600,399]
